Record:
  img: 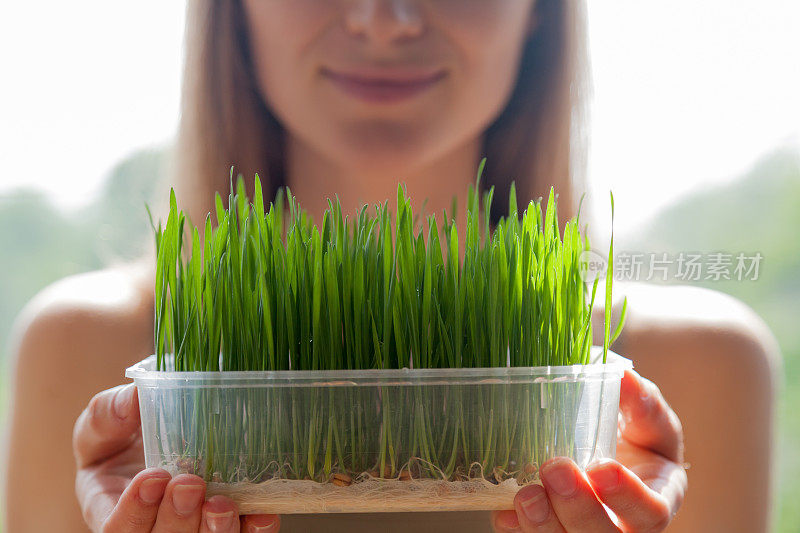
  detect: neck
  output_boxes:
[285,137,483,225]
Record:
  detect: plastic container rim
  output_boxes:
[126,347,632,387]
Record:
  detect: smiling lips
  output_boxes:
[320,66,447,104]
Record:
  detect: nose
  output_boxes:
[344,0,425,45]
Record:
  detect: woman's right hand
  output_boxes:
[73,383,281,532]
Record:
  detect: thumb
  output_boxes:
[73,384,141,468]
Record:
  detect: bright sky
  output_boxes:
[1,1,798,241]
[586,0,800,240]
[0,1,185,204]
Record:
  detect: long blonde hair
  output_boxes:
[172,0,589,227]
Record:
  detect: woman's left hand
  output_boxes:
[492,369,688,532]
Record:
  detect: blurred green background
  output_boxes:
[0,146,798,531]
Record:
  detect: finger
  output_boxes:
[74,384,140,468]
[587,458,686,532]
[241,514,281,532]
[512,483,565,532]
[98,468,171,533]
[200,496,240,533]
[620,370,684,463]
[616,439,688,512]
[492,509,523,532]
[76,468,127,530]
[539,458,618,533]
[152,474,206,533]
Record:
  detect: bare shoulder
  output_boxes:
[605,283,779,531]
[4,263,155,532]
[9,262,154,395]
[611,281,780,378]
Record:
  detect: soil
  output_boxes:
[207,477,531,514]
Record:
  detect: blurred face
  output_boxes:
[243,0,536,175]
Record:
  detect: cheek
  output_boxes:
[242,0,336,119]
[434,0,535,123]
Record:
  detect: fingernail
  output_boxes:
[541,460,577,497]
[518,485,550,524]
[113,385,135,419]
[249,517,278,531]
[640,382,650,400]
[637,381,653,415]
[206,510,235,531]
[139,477,168,505]
[588,460,620,493]
[172,484,204,516]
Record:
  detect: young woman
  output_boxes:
[4,1,778,531]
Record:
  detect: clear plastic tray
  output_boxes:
[126,348,632,513]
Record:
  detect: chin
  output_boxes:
[327,122,442,176]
